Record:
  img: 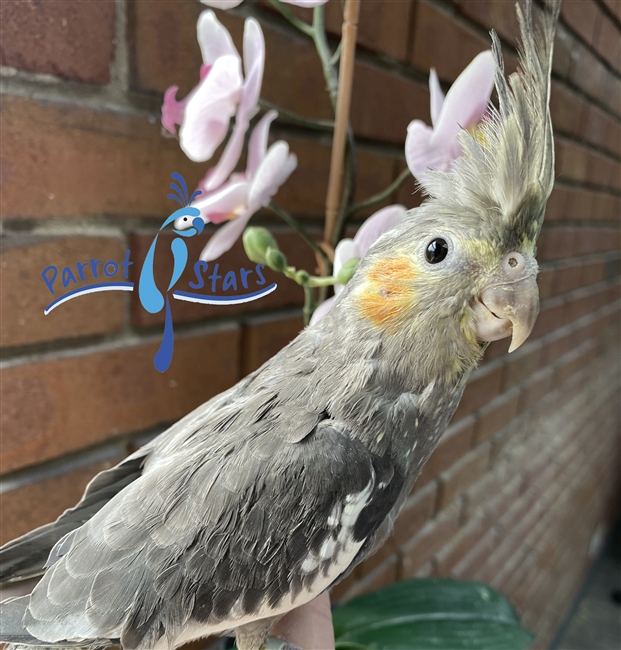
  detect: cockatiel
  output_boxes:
[0,1,560,649]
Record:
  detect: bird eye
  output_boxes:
[425,238,449,264]
[183,217,188,222]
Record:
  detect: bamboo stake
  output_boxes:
[323,0,360,252]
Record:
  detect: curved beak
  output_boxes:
[472,274,539,353]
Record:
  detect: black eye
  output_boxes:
[183,217,188,221]
[425,238,449,264]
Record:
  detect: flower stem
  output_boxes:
[268,0,314,37]
[259,99,334,132]
[307,275,337,288]
[267,201,330,264]
[347,167,412,215]
[302,285,316,325]
[312,5,339,111]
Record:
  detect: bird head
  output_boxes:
[332,0,560,386]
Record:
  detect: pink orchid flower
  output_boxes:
[201,0,328,8]
[310,205,407,325]
[162,10,265,171]
[174,111,297,262]
[405,50,496,183]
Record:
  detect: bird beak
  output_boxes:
[472,253,539,353]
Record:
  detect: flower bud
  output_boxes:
[295,270,310,285]
[265,247,288,272]
[243,227,279,265]
[335,257,360,285]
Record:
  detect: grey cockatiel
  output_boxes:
[0,2,560,649]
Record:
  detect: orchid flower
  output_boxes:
[201,0,328,8]
[174,111,297,262]
[405,50,496,183]
[310,205,407,325]
[162,10,265,174]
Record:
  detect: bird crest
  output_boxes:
[422,0,561,248]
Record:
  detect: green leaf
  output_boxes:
[332,578,533,650]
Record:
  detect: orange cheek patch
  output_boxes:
[356,257,417,329]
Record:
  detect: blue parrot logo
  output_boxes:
[139,173,204,373]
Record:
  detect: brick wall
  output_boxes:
[1,1,619,646]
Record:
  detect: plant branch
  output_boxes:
[347,167,412,215]
[302,285,316,325]
[330,39,343,65]
[268,0,314,36]
[312,5,339,110]
[333,128,357,246]
[267,201,330,264]
[324,0,360,248]
[259,99,334,132]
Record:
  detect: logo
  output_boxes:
[42,173,277,372]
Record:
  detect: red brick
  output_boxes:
[394,482,438,547]
[580,104,621,157]
[434,513,493,576]
[0,456,123,545]
[560,0,602,46]
[454,0,520,46]
[602,72,621,117]
[242,314,303,375]
[2,95,204,220]
[595,192,621,221]
[602,0,621,23]
[519,367,554,411]
[537,266,555,300]
[411,2,491,83]
[417,416,475,487]
[473,389,520,444]
[275,135,398,217]
[531,296,566,339]
[451,362,503,421]
[323,0,415,62]
[551,261,585,296]
[502,342,542,389]
[341,556,399,601]
[437,442,491,511]
[351,63,430,144]
[569,42,609,106]
[553,24,576,79]
[129,229,317,328]
[550,82,585,137]
[1,235,125,348]
[0,327,240,472]
[0,0,115,83]
[556,139,589,183]
[596,15,621,72]
[400,502,462,577]
[586,150,619,189]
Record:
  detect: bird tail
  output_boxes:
[1,449,148,584]
[0,596,112,650]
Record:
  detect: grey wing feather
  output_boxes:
[20,417,402,650]
[0,448,150,584]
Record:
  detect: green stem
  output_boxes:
[268,0,314,36]
[259,99,334,132]
[307,275,337,288]
[303,285,316,325]
[330,39,343,65]
[333,128,357,246]
[268,201,330,264]
[347,167,412,216]
[312,5,339,111]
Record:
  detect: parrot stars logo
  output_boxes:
[40,173,277,373]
